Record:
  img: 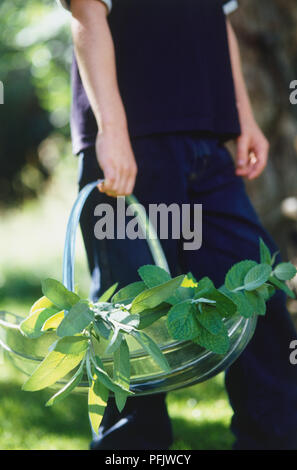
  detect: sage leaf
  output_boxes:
[113,338,130,392]
[91,354,133,395]
[88,376,109,434]
[42,279,80,311]
[244,264,272,291]
[22,338,88,391]
[112,281,147,305]
[167,301,199,341]
[131,330,170,372]
[114,390,130,414]
[57,301,94,337]
[138,265,171,288]
[109,310,140,330]
[131,275,185,314]
[54,336,89,355]
[274,262,297,281]
[42,310,64,332]
[98,283,118,302]
[93,319,111,340]
[138,303,170,330]
[225,260,257,291]
[29,296,56,314]
[20,306,60,339]
[46,367,84,407]
[105,328,123,355]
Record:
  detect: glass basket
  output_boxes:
[0,181,257,396]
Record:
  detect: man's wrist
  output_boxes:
[97,118,129,135]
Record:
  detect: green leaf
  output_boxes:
[105,328,123,355]
[193,322,230,355]
[245,290,266,316]
[167,301,199,341]
[131,330,170,372]
[244,264,272,291]
[259,238,272,265]
[200,288,237,319]
[29,296,56,314]
[274,262,297,281]
[42,279,80,311]
[222,289,255,318]
[194,277,215,297]
[20,306,60,339]
[109,310,140,330]
[138,265,171,288]
[112,281,147,305]
[46,367,84,407]
[91,354,133,395]
[131,275,185,314]
[138,303,170,330]
[98,283,119,302]
[196,304,224,335]
[54,336,89,355]
[88,376,109,435]
[225,260,257,291]
[114,390,130,414]
[113,338,130,393]
[93,319,111,340]
[271,251,280,267]
[255,285,270,301]
[269,276,295,299]
[22,338,88,391]
[57,301,94,337]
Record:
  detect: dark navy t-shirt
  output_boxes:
[63,0,241,154]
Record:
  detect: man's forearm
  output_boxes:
[226,19,254,124]
[70,0,128,133]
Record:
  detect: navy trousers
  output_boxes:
[78,133,297,450]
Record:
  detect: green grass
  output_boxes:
[0,157,234,450]
[0,361,233,450]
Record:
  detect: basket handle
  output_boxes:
[62,180,170,293]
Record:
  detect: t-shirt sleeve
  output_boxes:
[222,0,238,15]
[57,0,112,13]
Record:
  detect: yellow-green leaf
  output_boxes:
[42,311,65,331]
[22,338,88,391]
[88,376,109,434]
[30,296,56,314]
[20,306,60,338]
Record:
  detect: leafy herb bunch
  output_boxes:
[19,238,296,433]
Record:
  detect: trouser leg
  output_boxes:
[178,137,297,450]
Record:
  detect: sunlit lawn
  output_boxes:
[0,157,234,450]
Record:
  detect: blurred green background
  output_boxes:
[0,0,296,450]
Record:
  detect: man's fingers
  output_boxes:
[99,165,137,196]
[247,154,267,180]
[236,137,250,175]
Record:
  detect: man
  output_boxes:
[58,0,297,450]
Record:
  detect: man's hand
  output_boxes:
[96,126,138,196]
[235,118,269,180]
[226,19,270,180]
